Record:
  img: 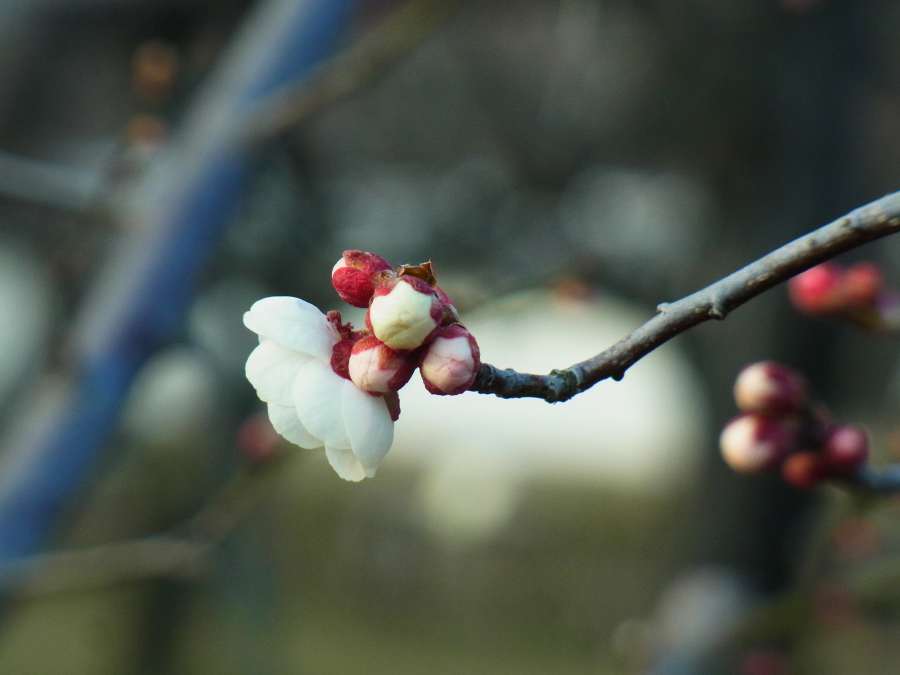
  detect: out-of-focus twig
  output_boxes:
[472,191,900,402]
[844,465,900,496]
[0,0,356,570]
[0,150,103,211]
[237,0,460,147]
[0,453,290,596]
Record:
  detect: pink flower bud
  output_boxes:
[419,324,480,395]
[236,412,282,465]
[368,276,443,350]
[733,361,808,414]
[719,414,795,473]
[842,262,883,308]
[331,250,393,308]
[822,425,869,473]
[781,451,825,489]
[348,335,417,393]
[788,262,845,314]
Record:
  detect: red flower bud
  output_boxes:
[788,263,845,314]
[419,324,480,395]
[841,262,883,308]
[781,451,825,489]
[348,335,417,393]
[719,414,795,473]
[331,250,393,308]
[822,425,869,474]
[733,361,808,414]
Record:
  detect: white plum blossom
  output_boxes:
[243,296,394,481]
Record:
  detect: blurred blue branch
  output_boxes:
[0,0,356,565]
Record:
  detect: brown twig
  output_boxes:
[471,190,900,402]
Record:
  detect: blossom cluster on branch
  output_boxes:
[243,251,479,481]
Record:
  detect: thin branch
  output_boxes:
[471,190,900,402]
[0,454,290,596]
[843,464,900,496]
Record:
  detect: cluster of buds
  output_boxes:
[332,250,480,397]
[788,262,896,328]
[719,361,869,489]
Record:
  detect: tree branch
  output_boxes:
[471,190,900,402]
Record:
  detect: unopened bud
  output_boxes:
[720,414,795,473]
[420,324,480,395]
[842,262,883,308]
[331,250,393,308]
[781,451,825,489]
[733,361,807,414]
[237,412,282,465]
[788,263,844,314]
[368,276,443,350]
[822,425,869,473]
[348,336,417,393]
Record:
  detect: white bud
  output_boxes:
[420,325,480,395]
[719,414,793,473]
[368,277,440,350]
[348,336,416,393]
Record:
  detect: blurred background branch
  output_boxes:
[0,0,358,568]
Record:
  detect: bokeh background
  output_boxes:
[0,1,898,673]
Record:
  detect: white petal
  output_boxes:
[342,380,394,472]
[325,446,368,482]
[266,403,321,450]
[243,296,338,361]
[292,360,350,448]
[245,340,310,405]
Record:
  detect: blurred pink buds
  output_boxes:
[722,360,874,489]
[789,261,887,318]
[822,424,869,474]
[368,275,443,350]
[331,250,393,308]
[719,414,795,473]
[781,451,825,489]
[841,262,883,308]
[788,262,845,314]
[733,361,807,415]
[348,335,417,394]
[420,324,481,395]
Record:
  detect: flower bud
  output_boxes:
[733,361,807,414]
[842,262,883,308]
[331,250,393,308]
[348,336,417,393]
[368,276,443,350]
[419,324,480,395]
[719,414,795,473]
[788,263,844,314]
[822,425,869,473]
[781,451,825,489]
[236,412,282,465]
